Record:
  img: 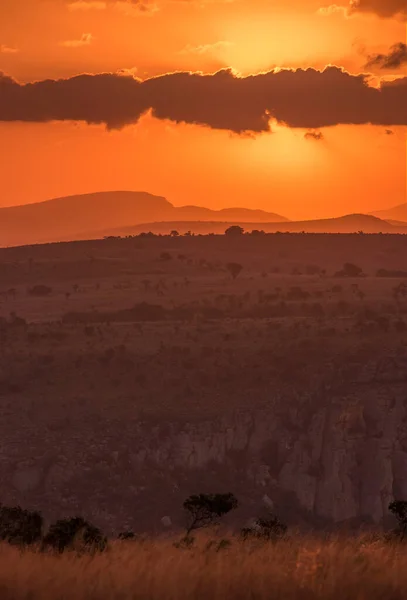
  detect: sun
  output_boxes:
[241,121,328,174]
[217,12,348,75]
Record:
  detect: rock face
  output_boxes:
[1,357,407,534]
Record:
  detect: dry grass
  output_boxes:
[1,535,407,599]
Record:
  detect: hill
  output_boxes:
[96,213,407,238]
[371,203,407,223]
[0,191,288,247]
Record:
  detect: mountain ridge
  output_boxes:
[96,213,407,238]
[0,191,289,247]
[1,191,406,247]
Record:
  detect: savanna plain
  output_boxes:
[2,231,407,598]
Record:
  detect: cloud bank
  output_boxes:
[0,67,406,132]
[320,1,406,19]
[349,0,407,19]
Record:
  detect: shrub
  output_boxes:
[42,517,107,553]
[335,263,364,278]
[27,285,52,297]
[0,504,43,546]
[118,531,137,541]
[241,514,287,542]
[205,538,232,552]
[377,269,407,278]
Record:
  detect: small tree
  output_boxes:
[227,262,243,280]
[42,517,107,553]
[0,504,43,546]
[225,226,244,237]
[389,501,407,541]
[170,230,180,237]
[183,493,238,536]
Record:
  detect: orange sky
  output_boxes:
[0,0,406,219]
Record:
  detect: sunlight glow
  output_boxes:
[243,122,328,174]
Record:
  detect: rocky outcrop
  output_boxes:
[1,357,407,534]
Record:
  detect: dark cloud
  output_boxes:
[0,67,407,133]
[385,128,395,134]
[304,130,324,140]
[365,43,407,69]
[349,0,407,19]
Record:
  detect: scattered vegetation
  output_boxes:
[0,499,407,598]
[2,232,407,543]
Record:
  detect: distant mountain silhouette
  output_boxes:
[370,203,407,224]
[1,191,406,248]
[0,191,288,247]
[94,213,407,238]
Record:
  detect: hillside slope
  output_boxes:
[371,203,407,223]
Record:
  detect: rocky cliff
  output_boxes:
[2,355,406,535]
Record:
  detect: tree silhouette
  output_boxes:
[42,517,107,553]
[183,493,238,535]
[389,501,407,541]
[0,504,43,546]
[225,226,244,236]
[226,262,243,280]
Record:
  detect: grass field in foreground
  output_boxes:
[0,534,406,600]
